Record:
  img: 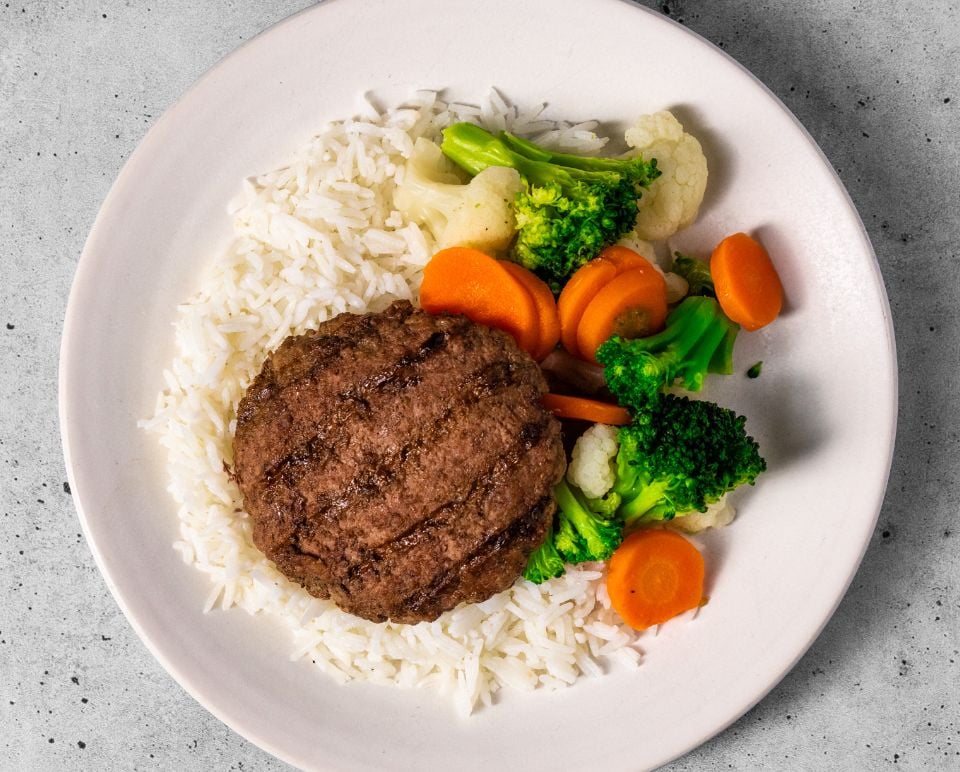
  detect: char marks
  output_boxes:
[233,301,566,624]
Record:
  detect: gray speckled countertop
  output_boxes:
[1,1,958,769]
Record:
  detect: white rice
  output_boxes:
[141,90,643,714]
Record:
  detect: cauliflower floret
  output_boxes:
[567,423,620,499]
[663,271,690,303]
[625,111,708,241]
[668,496,736,533]
[393,137,521,254]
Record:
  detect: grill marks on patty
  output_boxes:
[335,421,552,610]
[233,301,566,624]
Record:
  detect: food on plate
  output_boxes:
[577,264,667,361]
[710,231,784,331]
[540,393,631,426]
[418,246,559,360]
[597,295,740,408]
[538,349,608,395]
[232,300,565,623]
[606,529,705,631]
[570,248,669,364]
[499,261,561,361]
[440,122,661,289]
[625,110,709,241]
[525,393,765,581]
[393,137,522,254]
[671,252,716,298]
[523,477,623,584]
[145,91,780,713]
[668,498,737,533]
[567,423,740,535]
[566,422,620,499]
[557,246,671,362]
[603,395,765,524]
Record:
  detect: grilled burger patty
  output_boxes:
[232,300,566,624]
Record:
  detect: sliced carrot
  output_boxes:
[557,258,619,358]
[420,247,540,356]
[710,232,783,331]
[576,264,668,363]
[606,529,705,631]
[540,393,632,425]
[501,261,561,361]
[597,244,654,273]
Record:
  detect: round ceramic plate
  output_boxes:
[60,0,897,769]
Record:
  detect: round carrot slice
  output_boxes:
[557,258,619,358]
[501,261,561,361]
[710,232,783,331]
[597,244,654,272]
[420,247,540,356]
[606,529,705,631]
[575,264,668,363]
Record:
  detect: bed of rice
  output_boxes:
[141,91,647,715]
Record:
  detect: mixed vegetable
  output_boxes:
[440,123,660,290]
[402,110,784,632]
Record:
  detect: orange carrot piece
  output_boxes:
[557,257,619,358]
[710,232,783,331]
[540,393,632,425]
[420,247,540,356]
[597,244,653,273]
[606,529,705,631]
[501,261,561,361]
[576,264,668,363]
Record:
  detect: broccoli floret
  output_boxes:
[523,523,566,584]
[672,252,715,298]
[522,479,625,584]
[586,490,622,518]
[597,296,740,412]
[615,394,766,524]
[552,479,623,564]
[440,122,660,289]
[747,361,763,379]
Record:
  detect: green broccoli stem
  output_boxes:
[708,324,739,375]
[618,479,672,523]
[631,297,720,390]
[441,123,623,191]
[601,297,740,405]
[554,479,623,563]
[586,490,621,518]
[678,315,734,391]
[640,296,717,356]
[438,122,519,176]
[612,451,640,496]
[555,479,598,537]
[554,478,581,513]
[497,131,554,162]
[500,131,659,185]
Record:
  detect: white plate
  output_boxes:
[59,0,897,769]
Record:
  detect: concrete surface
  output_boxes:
[1,0,958,769]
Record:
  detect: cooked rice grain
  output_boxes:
[141,91,642,714]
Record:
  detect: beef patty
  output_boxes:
[232,300,566,624]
